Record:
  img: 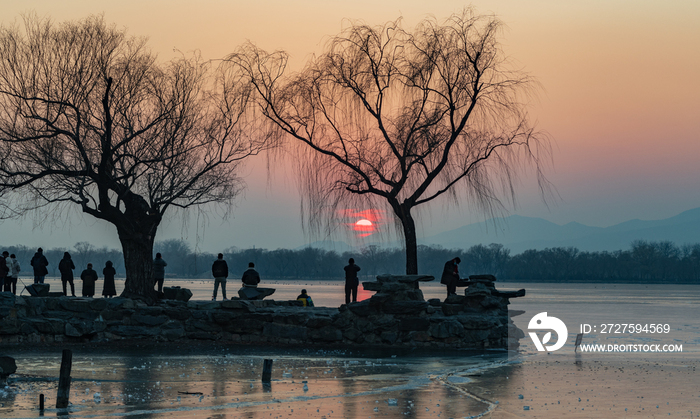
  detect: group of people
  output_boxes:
[0,247,118,298]
[57,252,118,298]
[207,254,314,306]
[343,256,463,302]
[203,255,461,304]
[0,252,21,294]
[0,247,54,294]
[208,254,261,301]
[1,247,464,302]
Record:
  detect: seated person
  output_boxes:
[241,262,260,287]
[296,289,314,307]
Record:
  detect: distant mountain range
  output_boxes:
[301,207,700,254]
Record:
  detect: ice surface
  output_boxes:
[0,282,697,418]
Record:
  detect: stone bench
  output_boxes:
[237,287,275,300]
[456,274,498,288]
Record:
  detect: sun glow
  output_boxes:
[339,209,386,238]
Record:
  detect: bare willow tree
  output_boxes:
[229,9,552,275]
[0,15,270,300]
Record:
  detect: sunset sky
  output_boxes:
[1,0,698,252]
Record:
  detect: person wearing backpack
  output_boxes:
[296,289,314,307]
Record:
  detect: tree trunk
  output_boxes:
[118,229,157,302]
[393,203,419,275]
[116,220,159,303]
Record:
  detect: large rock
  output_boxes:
[220,299,255,312]
[0,355,17,384]
[262,323,307,340]
[382,301,428,315]
[469,274,497,282]
[363,275,429,301]
[308,326,342,342]
[375,274,434,283]
[238,287,275,300]
[25,283,50,297]
[362,281,383,292]
[0,293,17,317]
[131,314,169,326]
[399,317,430,331]
[163,286,193,302]
[346,300,378,317]
[464,282,491,298]
[60,298,94,312]
[429,319,464,339]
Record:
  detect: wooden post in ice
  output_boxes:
[56,349,73,408]
[262,359,273,382]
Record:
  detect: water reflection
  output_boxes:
[1,346,507,418]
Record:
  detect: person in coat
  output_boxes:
[441,257,461,298]
[152,253,167,294]
[0,251,9,292]
[30,248,49,284]
[343,258,361,304]
[8,254,20,295]
[102,261,117,298]
[80,263,99,297]
[296,289,314,307]
[211,253,229,301]
[241,262,260,287]
[58,252,76,297]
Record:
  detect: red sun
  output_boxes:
[339,209,385,238]
[355,219,373,231]
[352,214,379,237]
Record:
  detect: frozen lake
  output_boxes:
[1,281,698,417]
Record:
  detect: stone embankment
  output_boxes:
[0,275,524,350]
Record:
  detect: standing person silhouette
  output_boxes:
[30,248,49,284]
[211,253,229,300]
[152,253,167,294]
[102,261,117,298]
[344,258,361,304]
[441,257,461,298]
[80,263,99,298]
[8,254,20,295]
[0,251,9,292]
[58,252,76,297]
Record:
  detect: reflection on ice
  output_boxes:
[0,345,510,418]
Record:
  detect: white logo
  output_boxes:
[528,312,568,352]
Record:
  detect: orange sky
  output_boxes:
[1,0,699,251]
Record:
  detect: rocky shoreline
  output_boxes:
[0,275,524,350]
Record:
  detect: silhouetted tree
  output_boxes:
[0,15,270,301]
[229,8,551,274]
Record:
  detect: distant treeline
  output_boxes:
[6,239,700,284]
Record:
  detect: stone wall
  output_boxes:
[0,276,524,350]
